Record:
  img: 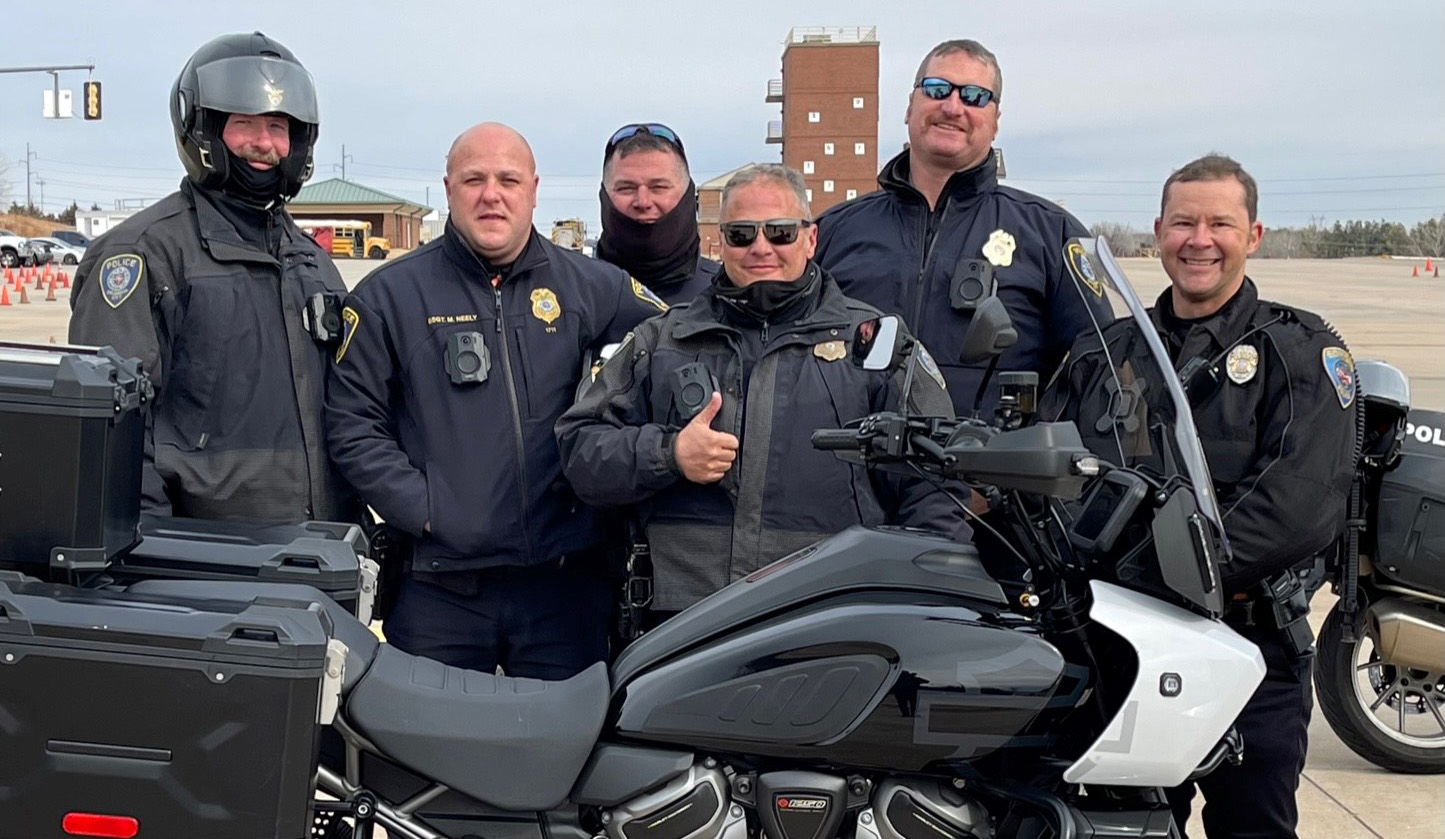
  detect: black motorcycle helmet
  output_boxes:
[170,32,320,204]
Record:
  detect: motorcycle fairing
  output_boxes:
[1063,581,1264,786]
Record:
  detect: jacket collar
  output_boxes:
[440,220,550,282]
[183,179,287,264]
[1151,277,1260,352]
[877,146,999,207]
[671,263,853,341]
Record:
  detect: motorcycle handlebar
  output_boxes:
[810,429,862,451]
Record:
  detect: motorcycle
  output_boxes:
[0,239,1266,839]
[1313,364,1445,775]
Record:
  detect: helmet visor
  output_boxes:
[194,55,319,123]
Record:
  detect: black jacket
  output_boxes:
[1044,280,1360,593]
[633,256,721,308]
[815,149,1114,413]
[556,265,972,610]
[68,180,355,524]
[325,225,666,575]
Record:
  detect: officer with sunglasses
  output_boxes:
[558,164,971,625]
[815,39,1113,417]
[596,124,720,306]
[1042,155,1360,839]
[325,123,668,679]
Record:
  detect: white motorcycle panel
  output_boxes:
[1063,581,1266,787]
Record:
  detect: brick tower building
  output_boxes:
[765,26,880,215]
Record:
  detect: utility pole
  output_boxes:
[24,144,37,210]
[341,144,354,181]
[35,176,45,212]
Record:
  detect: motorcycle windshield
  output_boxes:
[1052,237,1230,561]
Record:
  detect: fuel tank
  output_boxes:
[612,528,1088,773]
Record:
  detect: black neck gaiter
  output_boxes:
[714,262,822,325]
[596,183,700,287]
[222,147,284,209]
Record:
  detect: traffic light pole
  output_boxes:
[0,64,97,120]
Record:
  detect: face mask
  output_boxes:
[222,146,285,208]
[595,181,700,286]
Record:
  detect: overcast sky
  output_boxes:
[1,0,1441,237]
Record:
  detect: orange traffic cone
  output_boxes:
[1435,265,1441,279]
[1413,265,1420,277]
[17,284,29,304]
[44,276,56,302]
[58,271,69,289]
[1427,257,1434,272]
[0,286,10,306]
[2,268,12,284]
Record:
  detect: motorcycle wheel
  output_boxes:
[1315,602,1445,773]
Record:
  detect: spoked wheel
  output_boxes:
[1315,602,1445,773]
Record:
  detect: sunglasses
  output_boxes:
[719,218,812,248]
[605,123,686,159]
[915,77,997,108]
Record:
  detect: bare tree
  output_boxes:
[0,155,11,207]
[1408,215,1445,258]
[1089,221,1145,257]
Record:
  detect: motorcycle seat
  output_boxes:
[345,645,610,812]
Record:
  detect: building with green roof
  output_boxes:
[291,178,431,252]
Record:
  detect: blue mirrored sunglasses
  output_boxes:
[915,78,996,108]
[605,123,685,158]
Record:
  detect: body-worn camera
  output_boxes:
[305,292,343,346]
[445,332,491,385]
[671,362,719,421]
[951,258,997,312]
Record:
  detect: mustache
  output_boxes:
[238,148,283,165]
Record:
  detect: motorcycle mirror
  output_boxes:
[959,298,1018,364]
[852,315,906,371]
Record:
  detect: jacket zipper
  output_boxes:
[911,199,950,328]
[493,282,535,558]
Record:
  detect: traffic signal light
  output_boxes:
[83,81,102,120]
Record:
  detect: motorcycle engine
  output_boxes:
[603,763,746,839]
[856,780,993,839]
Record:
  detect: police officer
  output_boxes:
[596,123,720,306]
[558,164,971,622]
[325,122,668,679]
[1046,155,1359,839]
[814,39,1113,415]
[69,32,356,525]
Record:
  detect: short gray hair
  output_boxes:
[914,39,1002,104]
[720,164,812,220]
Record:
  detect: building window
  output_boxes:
[823,180,835,193]
[853,97,865,109]
[808,111,820,123]
[806,189,813,202]
[846,189,858,200]
[854,142,866,155]
[803,160,815,174]
[823,142,835,155]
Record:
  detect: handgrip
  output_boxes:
[811,429,861,451]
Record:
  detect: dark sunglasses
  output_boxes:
[719,218,812,248]
[605,123,686,159]
[915,77,997,107]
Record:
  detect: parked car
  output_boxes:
[49,230,92,248]
[19,239,55,267]
[0,231,26,268]
[29,237,85,266]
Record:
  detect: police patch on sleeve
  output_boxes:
[99,253,144,309]
[1065,242,1105,298]
[917,346,947,390]
[631,277,669,312]
[1322,347,1356,409]
[335,306,361,364]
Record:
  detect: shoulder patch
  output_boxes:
[631,277,669,311]
[1064,242,1104,297]
[98,253,144,309]
[917,346,947,390]
[1322,347,1355,409]
[335,306,361,364]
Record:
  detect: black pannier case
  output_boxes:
[113,515,374,620]
[0,343,149,571]
[0,574,333,839]
[1375,408,1445,592]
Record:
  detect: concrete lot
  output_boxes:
[2,254,1442,837]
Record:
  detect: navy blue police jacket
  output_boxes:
[325,224,668,574]
[814,148,1114,414]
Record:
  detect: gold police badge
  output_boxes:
[983,229,1016,268]
[813,340,846,361]
[530,288,561,325]
[1226,344,1259,384]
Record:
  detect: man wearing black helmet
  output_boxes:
[596,123,718,306]
[69,32,357,525]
